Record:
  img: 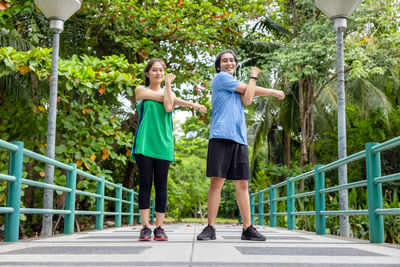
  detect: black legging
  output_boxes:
[135,154,170,213]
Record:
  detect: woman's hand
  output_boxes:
[274,90,285,101]
[193,103,207,113]
[165,74,176,85]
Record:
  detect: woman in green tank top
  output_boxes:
[131,58,206,241]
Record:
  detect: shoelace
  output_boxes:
[141,227,151,234]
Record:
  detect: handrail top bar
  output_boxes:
[76,169,102,182]
[23,149,74,171]
[289,170,314,182]
[259,188,270,193]
[272,180,286,189]
[371,136,400,154]
[0,139,19,152]
[122,187,133,193]
[104,180,118,188]
[318,150,365,173]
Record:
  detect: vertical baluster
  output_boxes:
[258,191,264,226]
[128,189,134,225]
[4,141,23,242]
[366,143,384,243]
[64,163,76,234]
[315,165,326,235]
[96,176,105,230]
[270,185,276,227]
[287,178,295,230]
[115,183,122,227]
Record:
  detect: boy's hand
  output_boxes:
[250,67,260,77]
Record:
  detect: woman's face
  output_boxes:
[146,62,165,85]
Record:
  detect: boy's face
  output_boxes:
[219,53,236,75]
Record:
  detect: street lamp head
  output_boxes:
[315,0,362,19]
[315,0,362,31]
[34,0,82,33]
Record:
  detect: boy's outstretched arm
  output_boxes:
[236,83,285,101]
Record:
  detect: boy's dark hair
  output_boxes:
[144,58,167,86]
[214,50,238,73]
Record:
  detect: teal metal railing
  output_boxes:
[0,139,154,242]
[250,137,400,243]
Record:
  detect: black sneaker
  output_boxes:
[241,225,266,241]
[197,224,216,240]
[153,226,168,241]
[138,226,151,241]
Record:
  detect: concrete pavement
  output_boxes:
[0,223,399,266]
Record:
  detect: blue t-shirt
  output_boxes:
[209,71,247,145]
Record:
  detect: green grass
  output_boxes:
[163,217,239,224]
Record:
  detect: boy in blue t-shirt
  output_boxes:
[197,50,285,241]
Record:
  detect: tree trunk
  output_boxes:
[284,130,291,169]
[309,104,316,165]
[124,161,136,189]
[0,82,5,106]
[298,78,307,191]
[305,77,315,165]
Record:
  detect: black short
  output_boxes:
[206,138,250,180]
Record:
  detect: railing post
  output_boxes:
[258,191,264,226]
[115,183,122,227]
[96,176,105,230]
[366,142,384,243]
[250,194,255,225]
[128,189,134,225]
[4,141,23,242]
[287,178,295,230]
[150,198,155,223]
[270,185,276,227]
[64,163,76,234]
[315,165,326,235]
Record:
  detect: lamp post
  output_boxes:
[34,0,82,236]
[315,0,362,238]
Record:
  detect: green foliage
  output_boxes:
[167,155,209,219]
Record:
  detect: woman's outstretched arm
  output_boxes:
[174,98,207,113]
[135,86,164,102]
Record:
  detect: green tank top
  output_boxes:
[131,98,174,161]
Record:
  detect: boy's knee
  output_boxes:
[234,180,248,191]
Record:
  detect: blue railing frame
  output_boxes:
[0,139,154,242]
[250,136,400,243]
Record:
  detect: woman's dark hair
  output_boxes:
[144,58,167,86]
[214,50,238,73]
